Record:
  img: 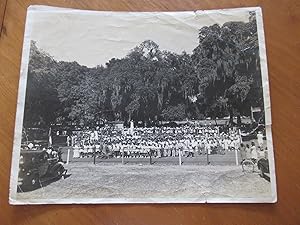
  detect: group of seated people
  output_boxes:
[71,126,243,159]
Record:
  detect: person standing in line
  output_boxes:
[191,138,197,157]
[250,141,258,162]
[163,142,167,157]
[158,142,162,158]
[184,138,190,157]
[172,141,176,157]
[167,141,172,157]
[66,135,71,147]
[200,138,206,155]
[219,137,225,152]
[264,147,268,159]
[229,138,235,151]
[94,130,99,143]
[71,134,76,147]
[239,143,246,162]
[257,146,266,160]
[245,144,251,159]
[175,140,180,157]
[196,139,201,155]
[164,141,169,157]
[95,141,100,157]
[73,144,80,158]
[204,139,210,155]
[234,137,240,152]
[224,137,229,152]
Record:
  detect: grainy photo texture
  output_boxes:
[9,6,277,204]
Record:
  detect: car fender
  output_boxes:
[48,163,65,176]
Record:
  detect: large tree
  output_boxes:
[24,12,264,127]
[23,41,62,127]
[191,12,262,123]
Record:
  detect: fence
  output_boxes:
[60,146,242,166]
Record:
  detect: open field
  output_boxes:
[16,162,272,202]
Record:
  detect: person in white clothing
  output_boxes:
[250,141,258,162]
[73,145,80,158]
[245,144,251,159]
[257,146,265,159]
[257,131,264,147]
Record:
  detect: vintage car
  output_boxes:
[17,148,67,192]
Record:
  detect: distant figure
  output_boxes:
[71,135,76,147]
[245,144,251,159]
[250,141,258,162]
[264,147,268,159]
[73,145,80,158]
[66,136,71,146]
[94,130,99,142]
[90,131,96,144]
[240,143,246,161]
[129,120,134,135]
[257,146,265,159]
[257,131,264,147]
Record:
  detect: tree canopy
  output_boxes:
[23,12,264,128]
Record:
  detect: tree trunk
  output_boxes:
[229,108,234,125]
[237,114,241,127]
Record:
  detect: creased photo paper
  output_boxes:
[9,5,277,204]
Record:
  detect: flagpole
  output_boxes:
[48,127,52,147]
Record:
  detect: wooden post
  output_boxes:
[179,148,182,166]
[206,147,209,165]
[66,149,70,165]
[122,147,124,165]
[235,148,239,166]
[236,128,242,166]
[93,146,96,165]
[149,149,152,165]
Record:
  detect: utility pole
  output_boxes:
[149,149,152,165]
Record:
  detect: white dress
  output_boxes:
[257,133,264,146]
[73,146,80,158]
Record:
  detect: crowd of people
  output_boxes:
[240,136,268,163]
[21,123,268,164]
[69,125,247,159]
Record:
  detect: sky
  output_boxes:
[28,7,252,68]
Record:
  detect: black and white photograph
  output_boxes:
[9,6,276,204]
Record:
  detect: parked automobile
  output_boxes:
[17,148,67,192]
